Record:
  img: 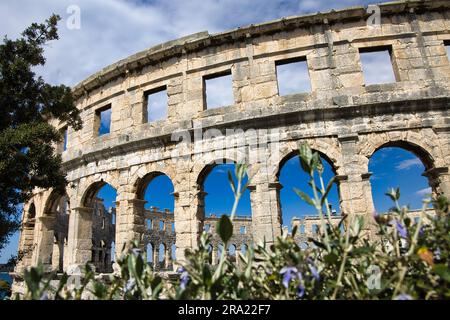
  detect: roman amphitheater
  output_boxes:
[11,0,450,292]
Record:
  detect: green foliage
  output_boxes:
[13,144,450,300]
[0,15,81,252]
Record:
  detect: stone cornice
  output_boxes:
[71,0,450,99]
[61,93,450,173]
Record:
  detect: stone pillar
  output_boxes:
[431,125,450,198]
[211,246,218,265]
[115,198,146,259]
[423,167,450,198]
[153,246,159,271]
[165,245,172,270]
[173,189,202,264]
[338,135,375,230]
[249,182,282,246]
[66,207,94,268]
[17,222,35,270]
[34,215,56,271]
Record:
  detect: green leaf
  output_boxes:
[321,176,336,205]
[385,187,400,202]
[433,264,450,283]
[298,143,313,173]
[294,188,315,206]
[227,170,236,195]
[324,252,339,264]
[216,214,233,243]
[135,254,144,278]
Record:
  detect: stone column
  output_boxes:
[12,216,35,278]
[66,207,94,268]
[173,189,202,264]
[431,125,450,198]
[153,246,159,271]
[33,215,56,271]
[423,167,450,198]
[338,135,375,230]
[249,181,282,246]
[211,246,218,265]
[115,198,146,259]
[165,245,172,270]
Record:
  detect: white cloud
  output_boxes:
[415,187,431,196]
[0,0,392,87]
[360,50,396,85]
[277,60,311,96]
[395,158,422,171]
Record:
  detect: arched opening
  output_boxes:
[82,182,117,273]
[28,203,36,220]
[37,193,70,272]
[369,143,434,213]
[228,244,236,263]
[136,172,175,271]
[197,161,252,254]
[199,162,251,218]
[171,243,176,261]
[277,151,340,236]
[158,243,165,269]
[146,243,153,264]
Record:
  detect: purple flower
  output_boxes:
[394,294,412,300]
[297,271,305,298]
[308,264,320,281]
[396,221,408,239]
[418,227,424,237]
[280,266,305,297]
[280,267,298,288]
[297,284,305,298]
[434,248,441,260]
[177,267,189,290]
[390,220,408,239]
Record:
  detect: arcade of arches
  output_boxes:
[17,138,448,274]
[13,2,450,288]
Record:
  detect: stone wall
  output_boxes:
[13,0,450,286]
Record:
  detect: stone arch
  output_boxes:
[74,178,117,272]
[129,162,177,200]
[274,142,342,231]
[37,190,70,272]
[359,131,445,170]
[267,138,342,183]
[195,157,240,187]
[195,158,252,239]
[363,136,444,196]
[363,139,437,171]
[195,157,242,216]
[134,171,173,201]
[76,172,119,208]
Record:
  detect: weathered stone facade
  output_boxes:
[12,0,450,292]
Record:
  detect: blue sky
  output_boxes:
[0,0,430,262]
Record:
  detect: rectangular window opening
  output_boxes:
[144,86,168,123]
[57,126,68,153]
[359,46,396,85]
[445,41,450,60]
[276,57,311,96]
[96,105,112,136]
[240,226,246,234]
[203,70,234,109]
